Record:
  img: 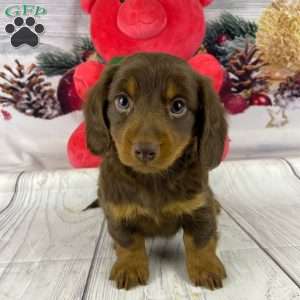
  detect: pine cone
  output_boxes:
[274,73,300,109]
[227,43,269,94]
[0,60,62,119]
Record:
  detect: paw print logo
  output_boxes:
[5,17,44,47]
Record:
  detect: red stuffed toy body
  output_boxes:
[68,0,229,168]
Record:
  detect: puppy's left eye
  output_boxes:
[115,95,132,113]
[169,98,187,118]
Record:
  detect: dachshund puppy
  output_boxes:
[84,53,227,290]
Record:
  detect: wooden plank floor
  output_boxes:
[0,160,300,299]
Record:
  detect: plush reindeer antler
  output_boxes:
[199,0,213,7]
[81,0,96,13]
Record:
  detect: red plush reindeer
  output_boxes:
[68,0,229,168]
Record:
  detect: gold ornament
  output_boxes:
[266,107,289,128]
[260,65,295,87]
[256,0,300,72]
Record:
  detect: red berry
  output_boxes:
[249,93,272,106]
[1,109,12,120]
[57,69,83,114]
[216,34,229,45]
[223,94,248,114]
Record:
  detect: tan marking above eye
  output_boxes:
[165,81,178,100]
[125,77,138,97]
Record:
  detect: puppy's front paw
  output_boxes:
[187,255,226,290]
[110,259,149,290]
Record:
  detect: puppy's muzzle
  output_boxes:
[133,143,160,163]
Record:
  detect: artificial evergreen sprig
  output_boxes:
[37,51,81,77]
[37,37,96,77]
[204,13,258,62]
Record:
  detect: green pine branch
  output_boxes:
[72,37,95,55]
[37,51,81,77]
[37,37,97,77]
[204,13,258,62]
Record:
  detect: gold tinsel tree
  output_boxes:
[256,0,300,72]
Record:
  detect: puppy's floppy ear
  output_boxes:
[195,74,228,170]
[84,64,120,155]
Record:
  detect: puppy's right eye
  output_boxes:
[169,98,187,118]
[115,95,132,113]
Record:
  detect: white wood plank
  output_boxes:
[211,159,300,285]
[0,169,103,300]
[1,162,299,299]
[0,260,90,300]
[0,172,22,211]
[83,210,300,300]
[285,158,300,178]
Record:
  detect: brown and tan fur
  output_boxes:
[84,53,228,290]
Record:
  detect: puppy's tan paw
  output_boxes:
[110,259,149,290]
[187,256,226,290]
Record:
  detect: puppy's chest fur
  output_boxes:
[99,152,209,236]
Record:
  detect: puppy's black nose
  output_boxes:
[133,143,158,162]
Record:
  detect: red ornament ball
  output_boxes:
[220,70,232,97]
[223,94,248,114]
[216,34,229,45]
[249,93,272,106]
[57,69,83,114]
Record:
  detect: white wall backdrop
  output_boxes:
[0,0,271,50]
[207,0,270,20]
